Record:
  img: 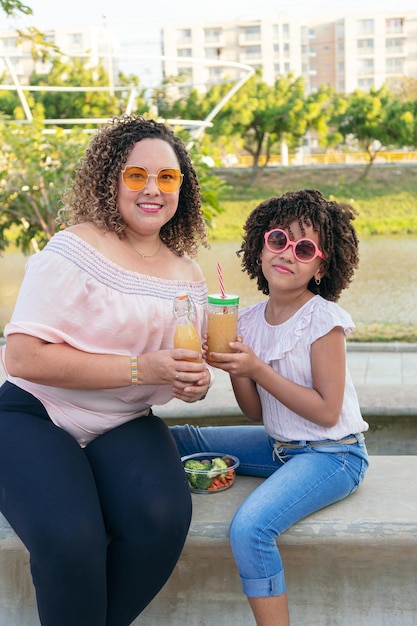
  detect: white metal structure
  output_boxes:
[0,52,254,141]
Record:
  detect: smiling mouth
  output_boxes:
[138,203,162,212]
[273,264,293,274]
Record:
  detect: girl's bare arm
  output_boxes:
[207,327,346,428]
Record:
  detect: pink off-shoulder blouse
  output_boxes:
[1,231,208,446]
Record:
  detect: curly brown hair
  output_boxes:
[238,189,359,302]
[62,114,208,258]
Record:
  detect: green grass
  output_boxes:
[348,323,417,343]
[210,163,417,240]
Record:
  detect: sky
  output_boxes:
[1,0,417,87]
[2,0,417,35]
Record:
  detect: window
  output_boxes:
[208,66,223,80]
[357,19,374,35]
[204,28,222,43]
[357,38,374,50]
[358,77,374,89]
[177,48,192,58]
[67,33,83,46]
[385,18,404,35]
[178,67,192,78]
[242,45,261,60]
[205,47,221,59]
[282,23,290,37]
[2,37,18,49]
[176,29,191,43]
[386,38,404,54]
[241,26,261,42]
[386,57,404,74]
[357,57,374,75]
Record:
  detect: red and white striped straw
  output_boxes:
[216,261,226,298]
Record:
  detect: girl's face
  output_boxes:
[261,220,324,292]
[117,138,181,236]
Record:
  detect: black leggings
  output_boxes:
[0,382,192,626]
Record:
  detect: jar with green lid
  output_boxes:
[206,293,239,356]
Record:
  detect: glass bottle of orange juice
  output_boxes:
[173,292,202,362]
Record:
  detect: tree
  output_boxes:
[0,70,20,116]
[0,0,31,18]
[392,77,417,103]
[0,1,61,63]
[303,84,343,151]
[333,84,416,179]
[27,57,149,123]
[0,120,90,253]
[205,73,310,180]
[267,74,309,165]
[0,119,226,254]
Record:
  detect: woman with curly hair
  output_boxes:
[0,115,211,625]
[171,189,369,626]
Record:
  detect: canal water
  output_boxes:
[1,236,416,329]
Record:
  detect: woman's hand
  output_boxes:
[138,348,210,402]
[5,334,208,393]
[172,365,211,403]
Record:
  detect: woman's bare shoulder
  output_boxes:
[178,255,205,281]
[66,223,117,253]
[66,222,103,242]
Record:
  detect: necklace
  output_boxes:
[129,239,162,259]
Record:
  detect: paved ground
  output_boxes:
[1,341,416,417]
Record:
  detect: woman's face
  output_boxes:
[117,138,181,236]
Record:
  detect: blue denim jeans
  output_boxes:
[170,424,369,598]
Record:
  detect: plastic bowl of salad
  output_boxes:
[181,452,240,494]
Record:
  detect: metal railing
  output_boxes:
[236,151,417,167]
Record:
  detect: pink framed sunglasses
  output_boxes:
[264,229,325,263]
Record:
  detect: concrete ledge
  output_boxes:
[185,456,417,547]
[1,457,416,625]
[142,455,417,625]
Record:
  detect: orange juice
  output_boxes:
[206,293,239,356]
[207,311,238,354]
[173,292,202,362]
[174,324,202,362]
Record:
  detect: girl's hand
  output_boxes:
[205,340,259,378]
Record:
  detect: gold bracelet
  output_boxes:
[131,356,139,385]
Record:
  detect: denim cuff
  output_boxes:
[241,569,286,598]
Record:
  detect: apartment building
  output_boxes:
[161,11,417,94]
[1,11,416,99]
[0,24,117,86]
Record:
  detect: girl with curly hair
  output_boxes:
[0,115,211,625]
[171,189,369,626]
